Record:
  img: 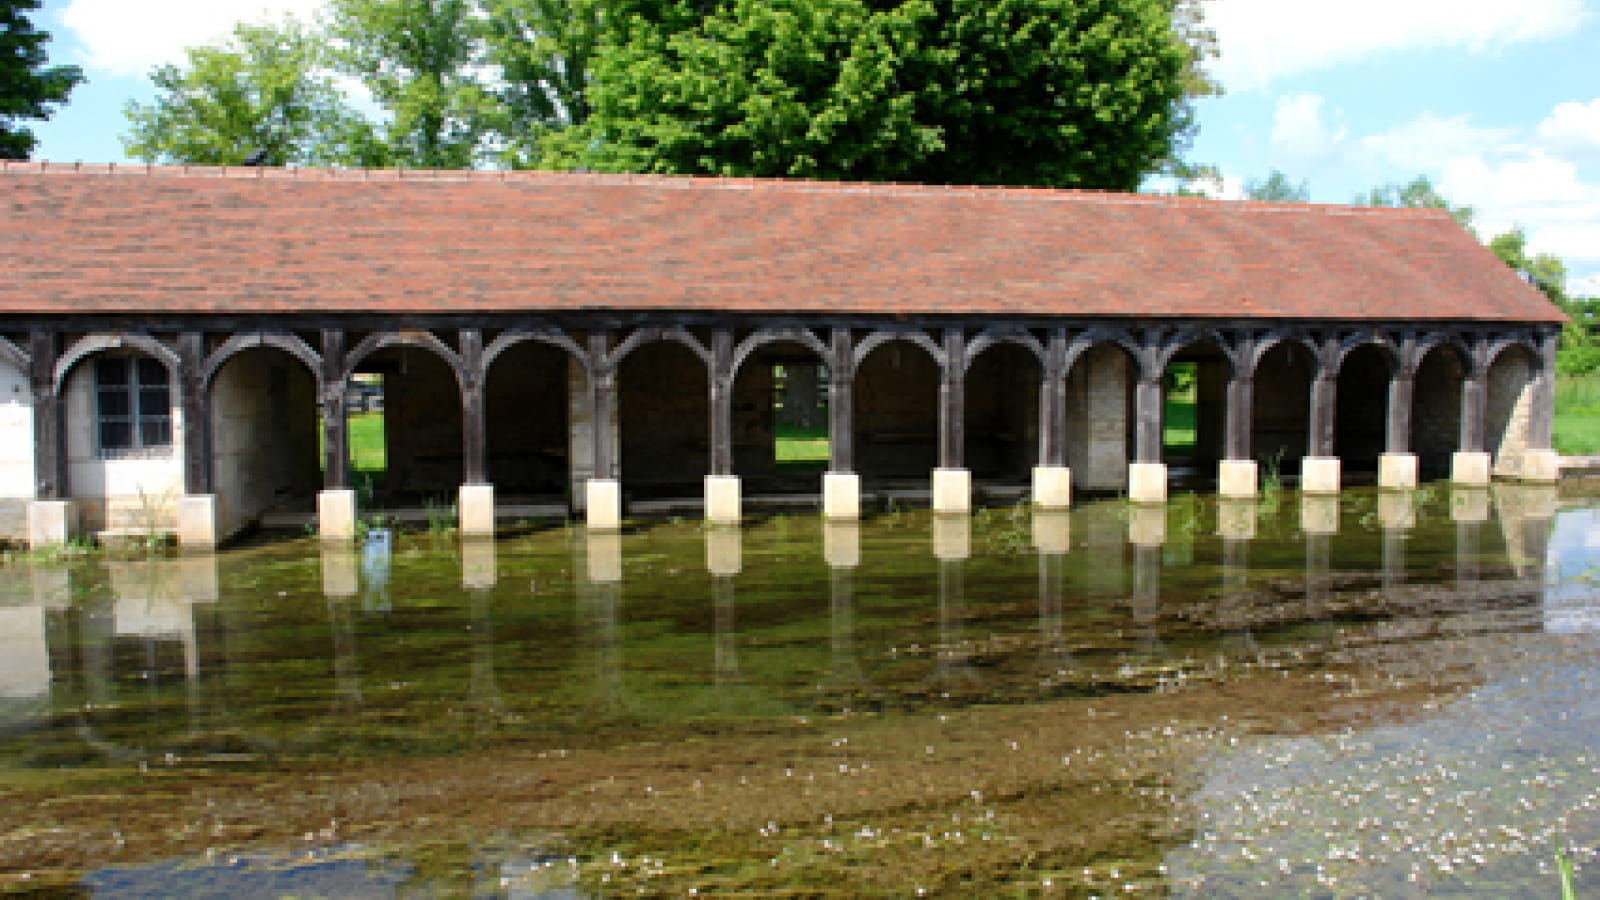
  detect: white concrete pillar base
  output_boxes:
[586,479,622,531]
[1128,504,1166,547]
[1217,460,1258,498]
[1378,452,1418,490]
[1451,451,1492,486]
[1300,495,1340,535]
[1216,497,1257,540]
[1127,463,1167,504]
[26,500,76,549]
[458,483,496,537]
[1032,466,1072,509]
[1032,511,1071,555]
[318,489,358,542]
[824,521,861,569]
[177,494,218,550]
[1450,488,1490,523]
[932,468,971,514]
[705,475,742,524]
[933,514,971,561]
[823,471,860,521]
[705,525,742,576]
[1301,457,1342,494]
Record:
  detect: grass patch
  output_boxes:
[348,411,386,473]
[775,423,829,466]
[1555,372,1600,455]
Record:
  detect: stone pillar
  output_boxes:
[586,478,621,531]
[935,329,970,513]
[1031,465,1071,508]
[26,499,76,549]
[320,329,350,492]
[318,488,357,541]
[825,330,859,521]
[458,482,496,536]
[1451,451,1491,485]
[1220,371,1257,497]
[1129,372,1166,503]
[1301,456,1341,494]
[177,494,218,550]
[705,474,741,524]
[1378,452,1418,490]
[932,467,971,514]
[823,471,860,521]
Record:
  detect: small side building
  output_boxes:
[0,163,1565,547]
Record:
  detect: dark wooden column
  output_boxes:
[938,329,965,469]
[1459,372,1485,454]
[1308,371,1336,457]
[28,331,63,500]
[1039,331,1067,468]
[588,332,616,481]
[708,329,734,477]
[1385,370,1415,453]
[828,328,854,473]
[459,328,488,485]
[320,329,350,491]
[1223,373,1254,461]
[1133,371,1164,464]
[177,331,213,494]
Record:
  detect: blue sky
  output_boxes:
[24,0,1600,295]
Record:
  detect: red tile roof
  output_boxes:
[0,161,1564,323]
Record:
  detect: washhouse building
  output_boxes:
[0,162,1566,548]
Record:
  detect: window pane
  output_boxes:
[140,418,171,448]
[98,389,130,417]
[138,386,169,416]
[95,357,128,386]
[136,357,167,386]
[100,420,131,450]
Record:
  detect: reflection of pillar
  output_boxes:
[827,523,868,691]
[708,526,742,685]
[1452,488,1489,587]
[580,531,623,713]
[1131,543,1162,654]
[1495,484,1557,579]
[461,537,496,591]
[932,515,977,691]
[469,578,499,731]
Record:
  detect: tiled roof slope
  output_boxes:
[0,162,1564,323]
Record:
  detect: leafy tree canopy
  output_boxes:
[123,18,383,167]
[0,0,84,159]
[1355,175,1475,232]
[548,0,1215,189]
[1243,169,1308,203]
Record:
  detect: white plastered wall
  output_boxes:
[63,361,184,534]
[0,361,34,542]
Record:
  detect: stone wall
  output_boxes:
[211,348,319,538]
[1487,347,1536,477]
[1066,344,1130,491]
[1413,348,1465,476]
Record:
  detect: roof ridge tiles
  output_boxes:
[0,159,1451,220]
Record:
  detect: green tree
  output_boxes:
[0,0,84,159]
[331,0,498,168]
[1243,170,1309,203]
[482,0,606,166]
[553,0,1211,189]
[122,19,383,167]
[1356,175,1475,231]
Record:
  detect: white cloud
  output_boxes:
[1206,0,1587,92]
[1268,93,1347,166]
[1359,112,1519,173]
[61,0,329,77]
[1536,99,1600,158]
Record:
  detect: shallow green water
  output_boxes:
[1,485,1597,895]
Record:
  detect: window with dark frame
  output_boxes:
[95,356,172,457]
